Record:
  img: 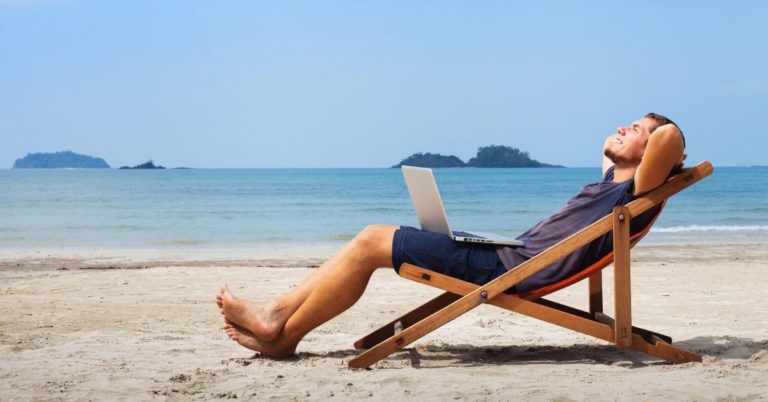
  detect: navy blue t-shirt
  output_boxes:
[496,166,660,294]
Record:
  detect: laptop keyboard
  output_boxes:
[452,231,486,239]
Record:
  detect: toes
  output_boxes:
[216,288,226,308]
[218,284,229,299]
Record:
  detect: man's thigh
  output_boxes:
[391,226,507,286]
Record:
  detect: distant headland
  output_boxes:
[12,151,110,169]
[391,145,563,168]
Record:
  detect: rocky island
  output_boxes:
[12,151,110,169]
[119,160,166,170]
[392,145,562,168]
[13,152,179,170]
[392,152,465,168]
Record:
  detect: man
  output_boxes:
[216,113,686,358]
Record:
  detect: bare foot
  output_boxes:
[217,285,285,341]
[223,320,296,358]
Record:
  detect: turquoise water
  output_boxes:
[1,167,766,249]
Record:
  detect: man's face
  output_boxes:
[604,117,657,166]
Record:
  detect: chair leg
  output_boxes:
[353,291,460,349]
[593,312,672,344]
[632,334,702,363]
[506,298,701,363]
[612,206,633,347]
[366,264,701,366]
[588,271,603,315]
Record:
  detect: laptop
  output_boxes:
[401,166,524,247]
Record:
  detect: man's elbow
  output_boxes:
[652,123,681,139]
[649,124,684,153]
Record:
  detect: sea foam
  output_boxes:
[652,225,768,233]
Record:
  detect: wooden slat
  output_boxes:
[628,162,713,214]
[402,264,699,362]
[635,335,703,363]
[353,291,459,349]
[399,265,615,341]
[348,292,484,367]
[588,271,603,315]
[612,206,633,347]
[634,327,672,345]
[399,265,681,349]
[499,298,615,341]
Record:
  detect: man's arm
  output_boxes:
[633,124,686,195]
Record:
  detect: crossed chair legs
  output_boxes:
[350,206,702,368]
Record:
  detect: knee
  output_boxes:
[351,225,395,266]
[355,224,387,248]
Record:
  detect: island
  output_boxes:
[391,152,465,168]
[12,151,110,169]
[466,145,561,168]
[119,160,166,170]
[391,145,562,168]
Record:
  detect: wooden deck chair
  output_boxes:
[350,161,714,368]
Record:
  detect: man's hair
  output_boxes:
[645,112,685,149]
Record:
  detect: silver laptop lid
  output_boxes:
[401,166,453,235]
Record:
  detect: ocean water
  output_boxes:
[1,167,766,251]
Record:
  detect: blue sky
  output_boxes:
[1,1,766,168]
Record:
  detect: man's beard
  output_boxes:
[604,148,631,165]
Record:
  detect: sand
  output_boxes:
[1,243,767,401]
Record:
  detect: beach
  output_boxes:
[4,0,767,399]
[1,243,766,401]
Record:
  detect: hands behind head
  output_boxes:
[651,124,686,168]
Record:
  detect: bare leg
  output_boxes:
[218,224,397,356]
[216,228,386,335]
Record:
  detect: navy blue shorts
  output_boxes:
[391,226,509,288]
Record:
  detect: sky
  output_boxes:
[1,1,766,168]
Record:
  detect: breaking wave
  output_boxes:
[652,225,768,233]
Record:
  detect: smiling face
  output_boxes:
[604,117,659,166]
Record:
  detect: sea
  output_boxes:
[1,167,766,253]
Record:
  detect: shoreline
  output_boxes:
[1,238,766,269]
[1,242,766,400]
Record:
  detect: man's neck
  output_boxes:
[612,164,638,183]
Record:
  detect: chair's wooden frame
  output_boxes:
[350,161,713,368]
